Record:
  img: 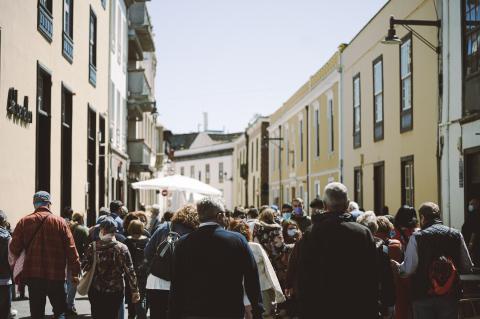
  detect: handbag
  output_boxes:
[9,213,50,284]
[77,242,96,296]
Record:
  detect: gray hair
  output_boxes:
[196,197,225,222]
[151,204,161,215]
[348,201,359,212]
[356,211,378,234]
[323,182,349,212]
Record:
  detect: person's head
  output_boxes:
[272,228,285,248]
[259,208,276,224]
[282,219,301,242]
[394,205,418,230]
[172,204,200,229]
[384,214,395,224]
[136,211,148,226]
[63,206,73,219]
[247,208,259,220]
[229,219,252,242]
[151,204,161,216]
[139,203,146,212]
[281,203,293,215]
[309,197,324,211]
[259,205,270,215]
[292,198,304,216]
[124,212,140,235]
[109,200,123,215]
[162,211,174,222]
[196,197,226,225]
[348,201,359,212]
[120,206,129,219]
[128,219,145,237]
[376,215,394,236]
[99,207,110,217]
[233,207,246,220]
[0,210,7,228]
[382,206,390,216]
[469,199,480,213]
[418,202,441,229]
[33,191,52,210]
[71,212,85,226]
[356,211,379,234]
[99,216,117,236]
[323,183,349,213]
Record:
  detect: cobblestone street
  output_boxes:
[12,294,93,318]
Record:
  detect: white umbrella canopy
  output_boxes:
[131,174,222,196]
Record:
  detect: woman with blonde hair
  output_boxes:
[229,220,285,319]
[144,204,200,319]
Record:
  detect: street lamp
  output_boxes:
[151,101,158,122]
[382,15,441,53]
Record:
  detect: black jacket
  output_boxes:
[297,212,379,319]
[168,224,263,319]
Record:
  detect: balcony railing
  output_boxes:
[89,64,97,87]
[128,69,154,118]
[128,2,155,52]
[62,33,74,63]
[128,139,155,172]
[38,4,53,42]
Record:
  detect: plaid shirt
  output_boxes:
[10,208,80,281]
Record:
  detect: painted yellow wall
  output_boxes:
[342,0,439,212]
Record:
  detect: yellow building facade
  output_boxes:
[269,52,342,210]
[342,0,439,213]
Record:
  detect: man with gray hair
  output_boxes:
[296,182,378,318]
[169,197,263,319]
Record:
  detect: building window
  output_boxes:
[111,0,116,51]
[251,142,254,173]
[36,64,52,193]
[87,107,97,226]
[198,170,202,181]
[299,119,304,162]
[354,167,363,208]
[400,35,413,132]
[373,56,384,141]
[101,0,106,9]
[401,156,415,207]
[89,8,97,87]
[190,166,195,178]
[205,164,210,184]
[314,181,320,198]
[315,108,320,157]
[38,0,53,41]
[256,138,259,171]
[328,99,334,153]
[180,167,184,176]
[219,162,224,183]
[463,0,480,116]
[353,75,361,148]
[62,0,74,62]
[61,86,73,212]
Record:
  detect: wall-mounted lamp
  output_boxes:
[382,15,441,53]
[151,101,158,122]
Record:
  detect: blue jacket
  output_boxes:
[168,224,263,319]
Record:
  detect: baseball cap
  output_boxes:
[0,210,7,224]
[99,216,117,233]
[33,191,51,204]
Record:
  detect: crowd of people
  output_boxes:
[0,185,478,319]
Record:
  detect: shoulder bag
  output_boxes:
[77,241,96,296]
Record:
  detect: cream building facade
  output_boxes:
[232,134,247,207]
[342,0,439,214]
[0,0,110,225]
[268,52,342,210]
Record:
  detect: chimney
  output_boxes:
[203,112,208,132]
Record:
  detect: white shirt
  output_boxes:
[146,274,171,290]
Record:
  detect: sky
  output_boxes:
[148,0,388,134]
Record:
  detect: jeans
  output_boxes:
[65,270,76,310]
[147,289,169,319]
[0,285,12,319]
[26,278,66,319]
[412,296,458,319]
[89,288,124,319]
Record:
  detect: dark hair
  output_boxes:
[394,206,418,229]
[100,217,117,234]
[124,212,140,235]
[282,203,292,211]
[309,197,324,210]
[419,202,441,222]
[62,206,73,219]
[109,200,123,214]
[247,208,259,219]
[233,207,246,219]
[229,220,251,242]
[162,211,174,222]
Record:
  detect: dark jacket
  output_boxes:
[291,214,312,233]
[297,212,378,319]
[0,227,11,283]
[168,224,263,319]
[412,222,463,300]
[374,237,396,315]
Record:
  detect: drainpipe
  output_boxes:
[245,131,249,207]
[339,49,345,183]
[305,105,310,214]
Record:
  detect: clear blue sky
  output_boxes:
[148,0,388,133]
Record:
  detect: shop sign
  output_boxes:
[6,88,33,123]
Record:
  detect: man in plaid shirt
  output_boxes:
[10,191,80,319]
